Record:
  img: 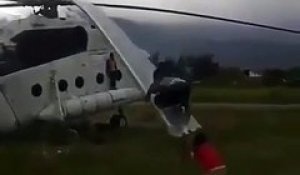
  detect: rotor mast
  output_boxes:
[37,3,58,18]
[3,0,74,19]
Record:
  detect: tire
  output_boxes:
[109,114,128,129]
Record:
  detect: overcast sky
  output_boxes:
[0,0,300,28]
[96,0,300,29]
[1,0,300,69]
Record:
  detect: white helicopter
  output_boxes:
[0,0,203,137]
[0,0,299,138]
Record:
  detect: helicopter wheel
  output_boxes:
[109,114,128,129]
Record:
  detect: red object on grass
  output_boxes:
[194,142,226,173]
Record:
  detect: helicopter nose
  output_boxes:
[0,92,17,132]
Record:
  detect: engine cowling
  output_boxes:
[39,88,143,120]
[152,77,190,109]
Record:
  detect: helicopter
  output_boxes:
[0,0,203,137]
[0,0,299,137]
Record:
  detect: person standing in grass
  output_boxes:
[192,131,227,175]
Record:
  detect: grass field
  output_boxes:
[0,104,300,175]
[191,87,300,104]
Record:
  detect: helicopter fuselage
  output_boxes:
[0,14,142,132]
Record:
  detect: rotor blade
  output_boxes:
[0,1,21,7]
[93,3,300,35]
[0,0,73,7]
[1,1,299,34]
[0,3,22,7]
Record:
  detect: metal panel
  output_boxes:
[0,92,17,132]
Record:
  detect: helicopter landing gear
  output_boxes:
[109,108,128,129]
[109,114,128,129]
[29,120,78,144]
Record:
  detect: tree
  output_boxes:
[176,56,192,81]
[153,59,178,80]
[262,69,286,86]
[149,51,160,66]
[177,54,219,81]
[285,67,300,87]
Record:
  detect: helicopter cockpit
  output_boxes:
[12,26,87,65]
[0,16,89,76]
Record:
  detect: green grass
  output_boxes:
[192,87,300,104]
[0,105,300,175]
[192,106,300,175]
